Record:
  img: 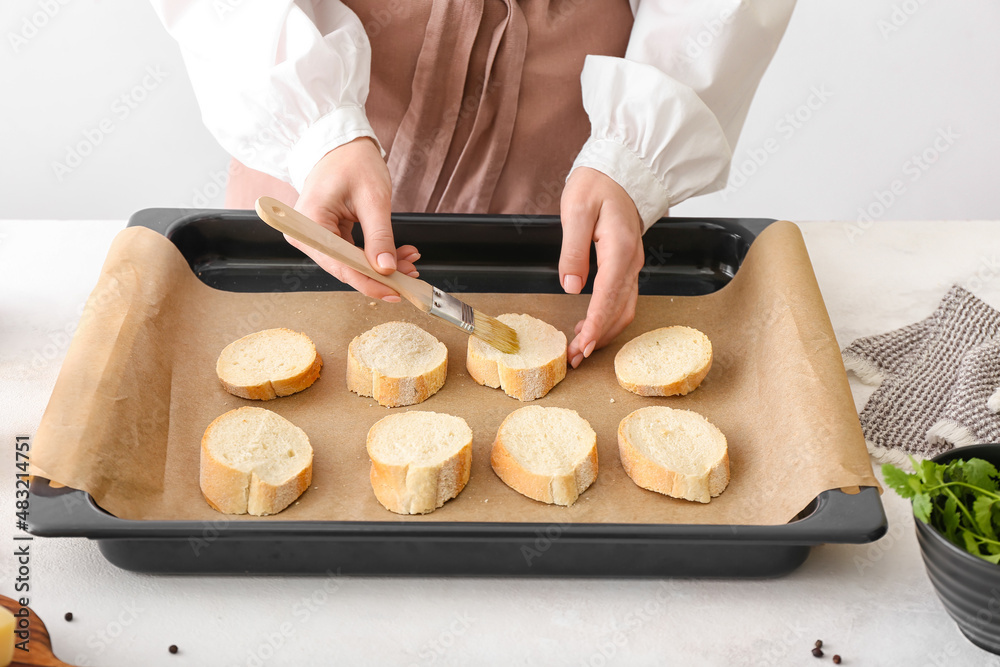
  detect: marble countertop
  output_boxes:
[2,219,1000,667]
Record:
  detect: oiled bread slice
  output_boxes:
[200,407,313,516]
[618,406,729,503]
[491,406,597,506]
[216,328,323,400]
[467,313,566,401]
[614,326,712,396]
[347,321,448,407]
[366,411,473,514]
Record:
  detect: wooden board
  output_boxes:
[0,596,71,667]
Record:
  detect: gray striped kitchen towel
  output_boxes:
[842,285,1000,465]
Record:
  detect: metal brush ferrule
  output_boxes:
[429,287,475,333]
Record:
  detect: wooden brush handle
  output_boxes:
[255,197,433,311]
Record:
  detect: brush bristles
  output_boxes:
[472,311,520,354]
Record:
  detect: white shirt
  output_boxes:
[150,0,797,230]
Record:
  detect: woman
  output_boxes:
[150,0,796,366]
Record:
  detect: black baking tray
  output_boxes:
[27,209,886,577]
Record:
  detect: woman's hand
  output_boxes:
[559,167,646,368]
[291,137,419,302]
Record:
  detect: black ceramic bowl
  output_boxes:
[917,444,1000,654]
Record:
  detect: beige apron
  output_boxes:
[225,0,634,215]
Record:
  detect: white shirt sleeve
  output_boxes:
[570,0,798,229]
[148,0,379,191]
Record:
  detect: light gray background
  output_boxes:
[2,0,998,221]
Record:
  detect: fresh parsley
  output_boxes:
[883,457,1000,564]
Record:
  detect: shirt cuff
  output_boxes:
[570,138,673,231]
[571,55,734,232]
[286,105,383,192]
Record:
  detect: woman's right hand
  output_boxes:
[291,137,419,302]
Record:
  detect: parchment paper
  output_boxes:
[32,221,878,525]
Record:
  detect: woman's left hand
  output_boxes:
[559,167,646,368]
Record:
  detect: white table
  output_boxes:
[2,220,1000,667]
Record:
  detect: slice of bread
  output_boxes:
[200,407,313,516]
[491,406,597,506]
[467,313,567,401]
[347,321,448,407]
[617,406,729,503]
[614,326,712,397]
[216,328,323,400]
[366,411,473,514]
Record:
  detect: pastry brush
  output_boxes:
[255,196,519,354]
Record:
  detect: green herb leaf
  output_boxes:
[918,458,945,487]
[884,457,1000,564]
[946,459,965,483]
[964,530,982,556]
[913,492,933,524]
[942,495,961,540]
[965,459,1000,494]
[882,464,916,498]
[974,496,996,535]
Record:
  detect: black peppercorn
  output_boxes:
[169,645,179,654]
[64,612,73,622]
[815,640,823,649]
[833,656,842,664]
[812,647,824,658]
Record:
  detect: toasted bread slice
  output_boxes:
[617,406,729,503]
[467,313,566,401]
[216,328,322,400]
[491,406,597,506]
[614,326,712,397]
[347,321,448,407]
[200,407,313,515]
[366,411,473,514]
